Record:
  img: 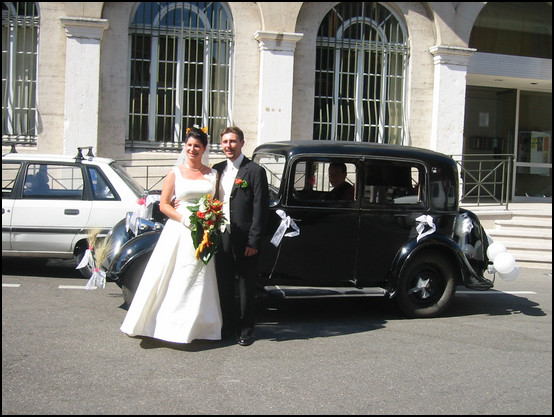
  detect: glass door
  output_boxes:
[513,91,552,201]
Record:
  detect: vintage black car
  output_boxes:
[103,141,505,318]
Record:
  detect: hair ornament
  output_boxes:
[186,124,208,135]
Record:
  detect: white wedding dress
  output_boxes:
[120,167,222,343]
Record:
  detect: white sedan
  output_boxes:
[2,147,145,277]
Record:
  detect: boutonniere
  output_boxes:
[235,178,248,188]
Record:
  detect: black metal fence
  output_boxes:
[119,153,513,209]
[451,153,513,209]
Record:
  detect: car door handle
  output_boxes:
[64,209,80,215]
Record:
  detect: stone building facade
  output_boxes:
[2,2,551,201]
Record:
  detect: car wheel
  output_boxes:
[76,250,94,279]
[396,252,456,318]
[121,251,152,307]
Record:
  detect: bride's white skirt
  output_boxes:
[120,219,222,343]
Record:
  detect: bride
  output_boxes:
[120,126,222,343]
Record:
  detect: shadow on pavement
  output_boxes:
[2,257,83,278]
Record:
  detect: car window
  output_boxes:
[23,163,84,199]
[2,161,21,199]
[254,152,286,205]
[109,162,144,196]
[362,160,424,207]
[88,166,117,200]
[289,158,358,206]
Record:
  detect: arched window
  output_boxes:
[314,2,408,144]
[128,2,233,147]
[470,2,552,59]
[2,2,39,144]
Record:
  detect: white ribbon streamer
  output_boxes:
[415,215,436,241]
[270,210,300,247]
[76,248,94,270]
[85,269,106,290]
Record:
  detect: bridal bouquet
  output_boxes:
[188,194,227,264]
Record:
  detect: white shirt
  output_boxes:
[219,153,244,228]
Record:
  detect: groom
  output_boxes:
[214,126,269,346]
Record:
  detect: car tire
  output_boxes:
[76,250,94,279]
[121,251,152,307]
[395,251,456,318]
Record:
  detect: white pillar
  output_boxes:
[254,31,303,145]
[60,17,109,156]
[428,45,476,156]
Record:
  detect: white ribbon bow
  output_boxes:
[270,209,300,247]
[85,268,106,290]
[415,215,436,241]
[461,215,474,234]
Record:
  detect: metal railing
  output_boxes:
[118,158,175,191]
[450,153,513,209]
[119,153,514,209]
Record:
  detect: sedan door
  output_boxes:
[2,161,20,251]
[10,163,92,256]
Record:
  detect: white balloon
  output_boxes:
[499,266,519,282]
[494,252,516,274]
[487,241,507,261]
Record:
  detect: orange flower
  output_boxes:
[235,178,248,188]
[188,194,227,265]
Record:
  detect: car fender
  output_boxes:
[387,234,493,296]
[107,231,161,284]
[102,217,134,269]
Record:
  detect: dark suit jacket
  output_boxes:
[213,156,269,252]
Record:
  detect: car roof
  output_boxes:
[254,140,454,164]
[2,152,116,165]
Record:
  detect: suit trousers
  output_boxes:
[215,230,256,338]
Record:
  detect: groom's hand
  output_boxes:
[171,197,181,209]
[244,247,258,257]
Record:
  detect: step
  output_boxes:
[495,219,552,228]
[515,260,552,270]
[487,228,552,239]
[509,210,552,217]
[494,238,552,251]
[509,250,552,263]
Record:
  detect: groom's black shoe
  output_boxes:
[237,335,254,346]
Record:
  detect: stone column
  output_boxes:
[254,31,303,144]
[60,17,109,156]
[428,45,476,156]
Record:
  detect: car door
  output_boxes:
[2,161,20,251]
[84,165,133,236]
[264,158,360,284]
[356,159,427,284]
[10,163,93,255]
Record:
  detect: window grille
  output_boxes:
[314,2,408,144]
[2,1,39,144]
[128,2,233,149]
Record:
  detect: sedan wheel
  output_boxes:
[76,250,94,279]
[396,252,456,318]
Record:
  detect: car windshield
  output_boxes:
[110,162,144,197]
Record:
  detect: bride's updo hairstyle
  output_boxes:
[185,126,208,148]
[175,125,210,167]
